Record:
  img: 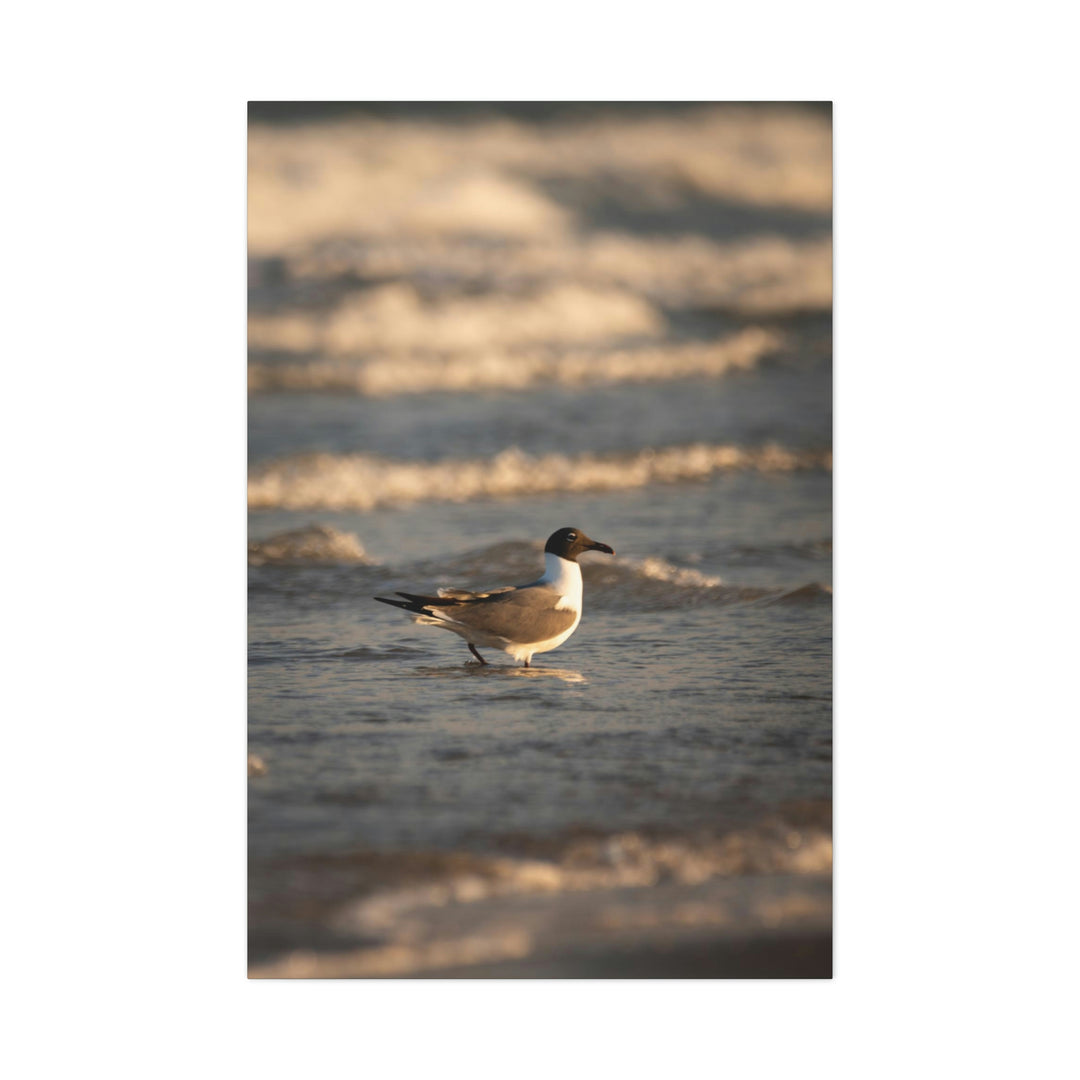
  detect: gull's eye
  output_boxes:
[567,532,577,541]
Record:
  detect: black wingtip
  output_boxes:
[374,594,436,615]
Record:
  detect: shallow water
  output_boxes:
[248,103,832,976]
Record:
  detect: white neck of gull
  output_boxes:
[539,552,583,611]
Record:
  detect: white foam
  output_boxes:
[248,106,831,254]
[247,524,370,565]
[248,442,832,511]
[278,234,832,317]
[248,824,832,977]
[248,328,783,394]
[248,282,662,356]
[625,556,723,589]
[334,827,832,932]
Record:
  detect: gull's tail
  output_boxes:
[373,592,464,616]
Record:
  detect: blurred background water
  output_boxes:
[248,102,832,978]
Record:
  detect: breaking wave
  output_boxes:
[247,532,830,611]
[249,818,832,978]
[248,327,782,395]
[248,442,832,511]
[247,282,663,356]
[335,827,831,933]
[248,106,831,255]
[247,524,372,566]
[615,556,722,589]
[257,233,831,322]
[247,531,718,587]
[584,559,829,610]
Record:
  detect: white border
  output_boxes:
[5,4,1077,1077]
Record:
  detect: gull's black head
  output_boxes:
[544,527,615,562]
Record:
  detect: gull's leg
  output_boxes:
[468,643,487,665]
[523,657,531,668]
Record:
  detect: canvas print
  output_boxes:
[248,102,832,978]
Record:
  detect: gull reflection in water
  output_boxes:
[415,665,587,685]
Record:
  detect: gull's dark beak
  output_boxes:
[589,540,615,555]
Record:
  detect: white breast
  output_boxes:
[538,552,583,613]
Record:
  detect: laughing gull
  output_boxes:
[374,527,615,666]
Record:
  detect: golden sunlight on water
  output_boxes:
[248,103,832,978]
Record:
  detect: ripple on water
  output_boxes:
[340,644,431,661]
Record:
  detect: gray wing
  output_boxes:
[444,584,576,643]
